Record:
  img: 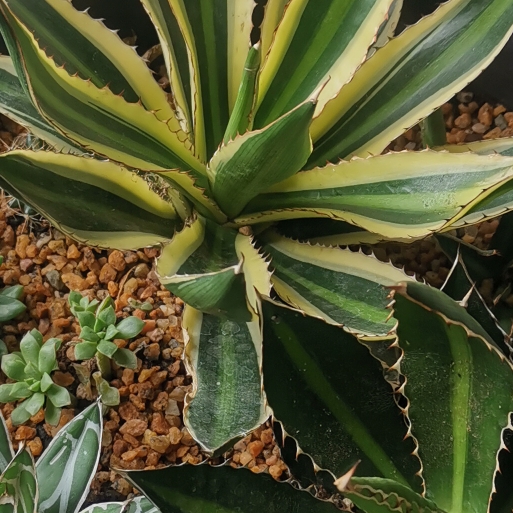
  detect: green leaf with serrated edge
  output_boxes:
[309,0,513,166]
[0,55,81,153]
[440,137,513,157]
[440,251,511,357]
[211,97,315,219]
[37,401,102,513]
[262,300,422,490]
[111,348,137,370]
[0,413,13,474]
[123,463,337,513]
[341,476,445,513]
[260,0,288,60]
[46,384,70,408]
[239,151,513,239]
[264,233,410,336]
[392,282,513,513]
[139,0,193,148]
[3,0,183,129]
[0,295,25,322]
[368,0,403,56]
[0,5,203,175]
[157,217,250,321]
[254,0,393,129]
[115,317,145,340]
[0,446,37,513]
[489,210,513,268]
[74,342,98,361]
[0,284,23,299]
[182,306,269,453]
[1,353,27,381]
[167,0,255,160]
[0,150,177,250]
[223,44,260,144]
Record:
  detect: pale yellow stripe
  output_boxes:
[157,217,205,278]
[227,1,256,111]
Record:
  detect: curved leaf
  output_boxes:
[182,306,269,453]
[0,150,177,249]
[123,463,337,512]
[0,413,13,474]
[36,402,102,513]
[262,300,422,491]
[309,0,513,166]
[392,282,513,513]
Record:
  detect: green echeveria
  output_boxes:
[0,329,70,425]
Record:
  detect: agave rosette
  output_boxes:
[1,0,513,511]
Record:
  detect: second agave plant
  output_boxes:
[0,0,513,511]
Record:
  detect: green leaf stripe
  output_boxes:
[254,0,392,128]
[265,235,409,336]
[309,0,513,166]
[183,307,268,453]
[36,402,102,513]
[240,151,513,239]
[393,283,513,513]
[0,150,177,249]
[262,301,422,490]
[124,463,337,513]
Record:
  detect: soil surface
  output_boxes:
[0,89,510,505]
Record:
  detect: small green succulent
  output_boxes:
[69,292,144,372]
[0,329,70,425]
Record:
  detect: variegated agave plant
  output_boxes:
[0,402,160,513]
[1,0,513,511]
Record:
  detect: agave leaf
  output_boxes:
[166,0,255,159]
[369,0,404,54]
[0,446,37,513]
[123,463,337,512]
[264,233,410,336]
[0,413,13,474]
[309,0,513,166]
[260,0,288,60]
[0,5,203,174]
[182,306,269,453]
[0,150,178,250]
[262,300,422,491]
[78,504,124,513]
[124,496,161,513]
[223,44,261,144]
[341,476,445,513]
[254,0,393,128]
[440,138,513,157]
[36,401,102,513]
[157,217,250,321]
[238,151,513,239]
[0,56,82,153]
[392,282,513,513]
[211,96,315,218]
[421,108,447,148]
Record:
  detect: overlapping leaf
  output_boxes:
[239,151,513,239]
[309,0,513,166]
[392,282,513,513]
[124,463,338,512]
[0,150,178,249]
[264,233,409,335]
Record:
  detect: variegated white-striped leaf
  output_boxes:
[0,413,13,474]
[36,402,102,513]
